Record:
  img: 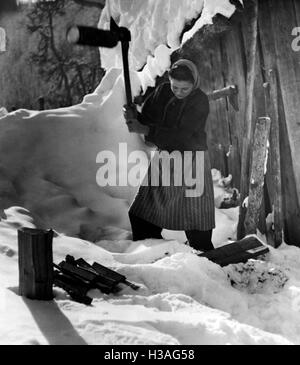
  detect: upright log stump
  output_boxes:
[18,228,54,300]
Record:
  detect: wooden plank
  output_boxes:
[258,0,285,246]
[223,27,247,149]
[258,0,300,247]
[221,27,246,187]
[244,117,271,235]
[199,236,269,267]
[237,0,259,239]
[277,81,300,245]
[92,261,126,283]
[18,228,53,300]
[293,0,300,25]
[269,0,300,204]
[205,40,231,177]
[257,0,277,70]
[264,74,283,247]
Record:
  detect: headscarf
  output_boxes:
[170,59,201,90]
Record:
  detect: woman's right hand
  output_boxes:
[123,104,137,122]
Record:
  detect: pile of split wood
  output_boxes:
[53,255,139,305]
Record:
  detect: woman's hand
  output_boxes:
[123,104,137,121]
[126,119,150,135]
[123,104,149,134]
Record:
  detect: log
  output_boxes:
[18,228,54,300]
[264,71,283,247]
[237,0,258,239]
[244,117,271,235]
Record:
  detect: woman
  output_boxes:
[124,59,215,252]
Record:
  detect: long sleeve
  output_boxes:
[137,83,171,144]
[137,84,166,127]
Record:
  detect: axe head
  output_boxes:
[228,85,239,111]
[208,85,239,111]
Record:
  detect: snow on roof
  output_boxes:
[99,0,243,92]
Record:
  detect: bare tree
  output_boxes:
[26,0,104,107]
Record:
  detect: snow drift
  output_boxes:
[0,68,147,241]
[1,206,300,345]
[0,0,241,241]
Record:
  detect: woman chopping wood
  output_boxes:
[123,59,215,252]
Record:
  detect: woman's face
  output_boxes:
[169,77,194,99]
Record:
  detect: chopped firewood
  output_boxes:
[53,255,140,305]
[53,270,92,305]
[92,261,139,290]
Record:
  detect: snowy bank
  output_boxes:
[1,206,300,345]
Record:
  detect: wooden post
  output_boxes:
[264,70,283,247]
[18,228,54,300]
[237,0,258,239]
[244,117,271,235]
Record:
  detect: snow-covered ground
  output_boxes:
[1,202,300,345]
[1,0,300,346]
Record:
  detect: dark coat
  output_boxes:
[129,82,215,231]
[137,82,210,152]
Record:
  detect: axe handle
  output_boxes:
[121,40,133,106]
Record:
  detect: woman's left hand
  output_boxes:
[126,119,149,135]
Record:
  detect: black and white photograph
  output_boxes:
[0,0,300,348]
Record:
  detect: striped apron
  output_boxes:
[129,149,215,231]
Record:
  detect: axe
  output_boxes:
[208,85,239,111]
[66,18,135,117]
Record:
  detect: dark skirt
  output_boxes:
[129,150,215,231]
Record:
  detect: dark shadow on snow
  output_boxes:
[9,287,88,345]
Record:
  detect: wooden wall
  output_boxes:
[174,0,300,246]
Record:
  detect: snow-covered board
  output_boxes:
[199,236,269,267]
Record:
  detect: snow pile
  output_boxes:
[182,0,241,44]
[0,69,147,241]
[0,0,242,240]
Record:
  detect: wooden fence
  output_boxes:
[174,0,300,246]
